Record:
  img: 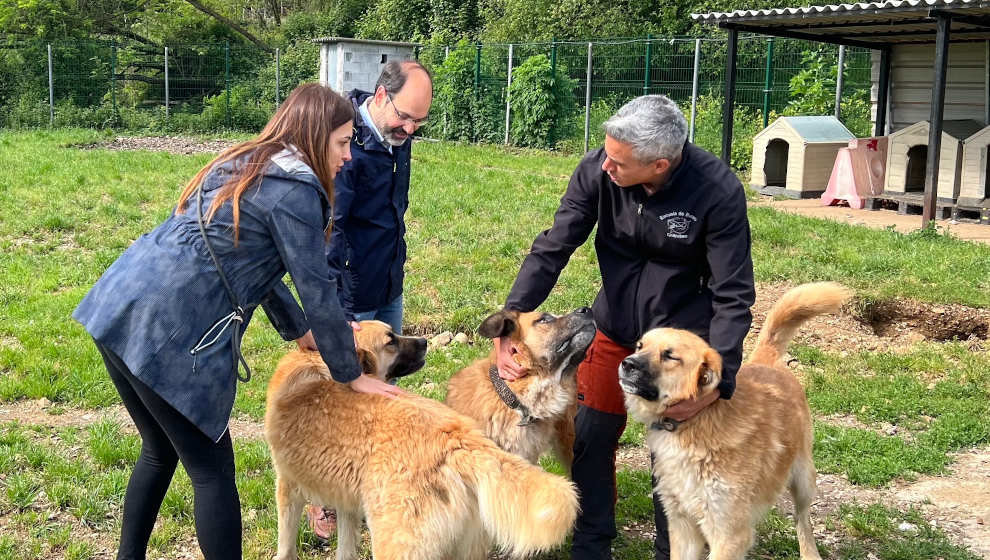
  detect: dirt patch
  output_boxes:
[743,283,989,357]
[76,136,237,156]
[0,399,264,441]
[853,297,990,342]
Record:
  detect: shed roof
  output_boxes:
[759,116,855,142]
[312,37,420,48]
[891,118,985,139]
[692,0,990,47]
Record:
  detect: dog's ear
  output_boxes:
[478,310,517,339]
[357,348,379,376]
[698,347,723,388]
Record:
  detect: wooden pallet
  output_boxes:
[951,206,990,225]
[865,194,953,220]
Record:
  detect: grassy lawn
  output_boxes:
[0,129,987,559]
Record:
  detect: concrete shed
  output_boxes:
[959,125,990,209]
[751,116,855,198]
[884,119,983,202]
[315,37,419,94]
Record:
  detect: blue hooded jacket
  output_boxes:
[73,149,362,442]
[326,90,412,314]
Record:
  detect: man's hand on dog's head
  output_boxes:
[495,337,529,380]
[663,390,720,422]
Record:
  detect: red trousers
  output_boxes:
[576,330,633,416]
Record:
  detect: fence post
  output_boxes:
[474,43,481,142]
[164,46,170,120]
[504,44,513,145]
[550,37,557,77]
[643,34,653,95]
[689,38,700,142]
[225,40,231,128]
[584,42,593,153]
[444,46,449,60]
[835,45,846,120]
[47,44,54,127]
[474,43,481,101]
[762,37,774,129]
[275,47,281,106]
[111,40,118,122]
[414,46,420,60]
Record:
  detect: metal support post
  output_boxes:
[689,38,700,142]
[835,45,846,120]
[505,44,513,145]
[923,14,952,225]
[584,42,593,153]
[762,37,774,128]
[47,44,54,127]
[721,28,739,165]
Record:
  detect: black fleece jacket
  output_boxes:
[505,142,755,399]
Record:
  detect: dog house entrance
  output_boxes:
[984,146,990,199]
[764,139,789,188]
[905,145,927,193]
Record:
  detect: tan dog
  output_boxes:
[264,320,579,560]
[619,282,850,560]
[445,307,596,468]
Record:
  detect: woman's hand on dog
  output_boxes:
[295,330,318,351]
[348,375,405,398]
[494,337,529,380]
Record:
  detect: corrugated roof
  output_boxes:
[781,116,856,141]
[693,0,990,22]
[691,0,990,44]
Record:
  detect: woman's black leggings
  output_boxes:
[95,342,242,560]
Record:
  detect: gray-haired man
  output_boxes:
[495,95,756,559]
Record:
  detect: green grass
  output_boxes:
[792,342,990,486]
[0,129,988,558]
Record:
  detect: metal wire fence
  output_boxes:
[0,35,873,166]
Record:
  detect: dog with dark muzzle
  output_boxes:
[445,307,596,469]
[619,282,850,560]
[265,320,579,560]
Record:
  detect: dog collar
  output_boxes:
[650,418,681,432]
[488,365,539,427]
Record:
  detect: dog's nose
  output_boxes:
[415,337,427,351]
[574,306,591,315]
[620,355,644,372]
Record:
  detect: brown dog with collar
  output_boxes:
[265,320,579,560]
[445,307,596,469]
[620,282,850,560]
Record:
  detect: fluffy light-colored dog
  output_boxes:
[445,307,596,468]
[619,282,850,560]
[264,320,579,560]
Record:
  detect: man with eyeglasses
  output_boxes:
[326,60,432,334]
[307,59,433,540]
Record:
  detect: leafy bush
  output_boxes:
[557,96,624,154]
[784,48,872,137]
[686,94,763,173]
[507,54,576,149]
[200,84,273,131]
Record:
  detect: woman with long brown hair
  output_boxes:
[73,84,401,560]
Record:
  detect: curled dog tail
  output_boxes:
[454,441,578,557]
[749,282,852,369]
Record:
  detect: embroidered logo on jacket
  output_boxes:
[657,211,697,239]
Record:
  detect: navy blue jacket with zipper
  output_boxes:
[505,143,755,399]
[327,90,412,315]
[73,152,362,442]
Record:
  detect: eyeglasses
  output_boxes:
[386,93,429,126]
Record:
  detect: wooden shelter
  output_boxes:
[751,116,855,198]
[693,0,990,225]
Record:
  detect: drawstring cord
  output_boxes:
[196,185,252,383]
